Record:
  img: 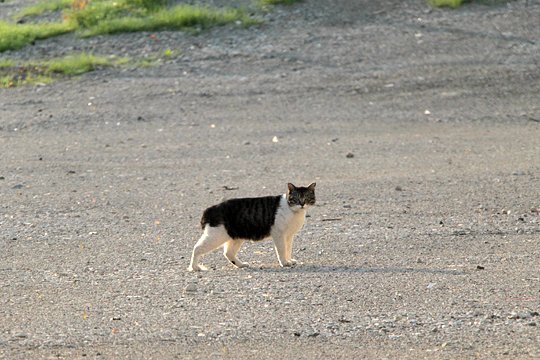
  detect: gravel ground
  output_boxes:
[1,0,540,359]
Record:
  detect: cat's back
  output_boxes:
[201,195,283,240]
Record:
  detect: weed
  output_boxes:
[163,48,173,57]
[162,48,182,58]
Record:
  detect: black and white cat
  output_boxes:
[188,183,316,271]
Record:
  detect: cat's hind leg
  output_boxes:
[188,225,229,271]
[223,240,249,268]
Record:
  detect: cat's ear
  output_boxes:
[287,183,296,193]
[307,182,316,191]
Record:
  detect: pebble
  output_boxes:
[346,152,354,158]
[326,322,338,330]
[184,283,197,293]
[509,312,539,320]
[519,312,533,320]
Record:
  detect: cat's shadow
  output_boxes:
[244,264,467,275]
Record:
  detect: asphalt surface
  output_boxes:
[1,0,540,358]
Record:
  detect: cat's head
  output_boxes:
[287,182,316,211]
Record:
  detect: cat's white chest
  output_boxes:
[272,195,306,237]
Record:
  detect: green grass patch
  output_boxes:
[0,52,125,87]
[0,20,75,52]
[0,58,15,68]
[1,1,258,53]
[46,52,123,75]
[1,0,257,86]
[68,3,258,37]
[13,0,72,20]
[428,0,465,8]
[1,71,52,88]
[428,0,515,7]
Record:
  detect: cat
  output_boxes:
[188,182,316,271]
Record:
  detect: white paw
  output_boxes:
[228,259,249,268]
[290,258,298,265]
[280,261,293,267]
[188,264,207,272]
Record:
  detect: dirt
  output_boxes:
[1,0,540,358]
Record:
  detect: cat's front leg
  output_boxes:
[272,234,293,267]
[285,235,298,265]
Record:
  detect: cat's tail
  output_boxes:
[200,214,207,229]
